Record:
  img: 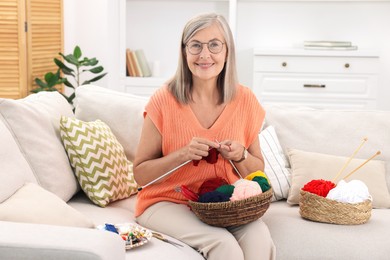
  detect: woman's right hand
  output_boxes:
[182,137,220,161]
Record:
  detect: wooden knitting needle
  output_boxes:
[137,159,192,191]
[343,151,381,180]
[332,137,368,182]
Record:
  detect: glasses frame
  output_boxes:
[186,39,225,55]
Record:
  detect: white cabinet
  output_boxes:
[253,49,380,109]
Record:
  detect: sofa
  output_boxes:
[1,84,389,260]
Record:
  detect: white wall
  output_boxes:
[64,0,390,110]
[63,0,122,92]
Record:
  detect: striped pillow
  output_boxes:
[260,125,291,201]
[60,116,138,207]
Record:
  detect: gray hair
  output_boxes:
[167,13,238,104]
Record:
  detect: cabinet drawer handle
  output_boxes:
[345,63,350,68]
[282,62,287,67]
[303,84,326,88]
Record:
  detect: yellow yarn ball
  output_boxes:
[245,170,269,182]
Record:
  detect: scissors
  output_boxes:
[151,232,183,247]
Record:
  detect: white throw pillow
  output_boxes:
[287,148,390,208]
[0,92,79,202]
[0,121,37,203]
[75,85,148,162]
[0,183,94,228]
[260,126,291,201]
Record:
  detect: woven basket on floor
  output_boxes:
[299,190,372,225]
[188,187,273,227]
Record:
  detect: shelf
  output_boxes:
[254,48,380,58]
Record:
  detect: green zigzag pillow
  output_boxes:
[60,116,138,207]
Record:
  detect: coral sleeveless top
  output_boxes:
[135,85,265,216]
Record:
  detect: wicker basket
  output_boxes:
[188,187,273,227]
[299,190,372,225]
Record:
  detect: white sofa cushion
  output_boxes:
[287,148,390,208]
[264,105,390,193]
[74,85,148,162]
[0,92,78,201]
[0,183,94,228]
[259,125,291,201]
[0,121,37,203]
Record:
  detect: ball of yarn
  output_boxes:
[215,184,235,197]
[198,177,228,196]
[326,180,371,204]
[231,179,263,201]
[252,176,271,192]
[198,191,231,203]
[245,170,269,181]
[302,179,336,197]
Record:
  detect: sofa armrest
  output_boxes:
[0,221,125,260]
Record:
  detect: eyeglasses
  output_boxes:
[186,40,225,55]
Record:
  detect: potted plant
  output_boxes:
[32,45,107,106]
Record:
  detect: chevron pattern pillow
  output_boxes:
[60,116,138,207]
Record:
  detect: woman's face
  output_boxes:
[185,23,227,84]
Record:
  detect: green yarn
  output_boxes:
[215,184,235,197]
[253,176,270,192]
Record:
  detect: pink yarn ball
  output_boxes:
[230,179,263,201]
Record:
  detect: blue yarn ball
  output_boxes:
[198,191,231,203]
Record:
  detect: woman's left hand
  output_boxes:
[216,140,245,162]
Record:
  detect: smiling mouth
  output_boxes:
[196,63,214,68]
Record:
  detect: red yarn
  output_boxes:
[302,179,336,197]
[193,148,219,166]
[198,177,228,196]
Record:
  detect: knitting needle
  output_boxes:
[332,137,368,182]
[342,151,381,180]
[137,159,192,191]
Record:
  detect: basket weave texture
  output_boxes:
[188,187,273,227]
[299,190,372,225]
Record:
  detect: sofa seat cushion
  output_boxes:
[68,192,204,260]
[263,201,390,260]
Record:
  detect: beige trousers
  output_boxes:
[136,201,276,260]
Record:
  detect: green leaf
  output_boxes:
[54,58,74,75]
[60,53,79,66]
[48,74,60,87]
[82,72,107,85]
[87,66,104,73]
[67,92,76,104]
[84,58,98,66]
[63,79,75,89]
[34,78,48,88]
[73,46,82,59]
